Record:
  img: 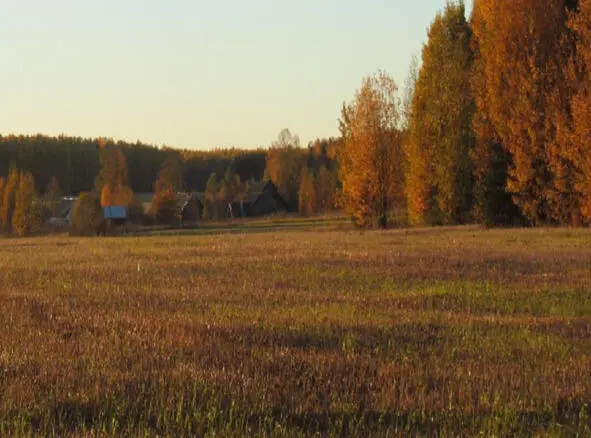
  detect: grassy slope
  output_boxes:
[0,224,590,436]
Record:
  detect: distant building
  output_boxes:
[231,180,288,218]
[103,206,127,223]
[180,193,203,224]
[47,196,77,226]
[132,180,287,221]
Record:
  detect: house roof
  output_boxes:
[243,180,274,204]
[134,193,154,204]
[135,192,205,206]
[103,206,127,219]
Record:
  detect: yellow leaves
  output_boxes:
[339,72,404,228]
[298,168,316,216]
[100,184,132,208]
[471,0,579,224]
[12,171,38,237]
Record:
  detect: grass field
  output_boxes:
[1,221,590,436]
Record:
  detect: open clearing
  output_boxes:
[1,223,590,436]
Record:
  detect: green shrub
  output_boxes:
[71,192,103,236]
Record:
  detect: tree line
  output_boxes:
[0,135,268,195]
[3,0,591,231]
[339,0,591,228]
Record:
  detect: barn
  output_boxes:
[230,180,288,218]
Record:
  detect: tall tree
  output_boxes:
[554,0,590,223]
[1,167,19,233]
[315,165,337,212]
[402,54,419,130]
[12,171,38,237]
[95,146,133,208]
[219,164,244,204]
[265,129,305,211]
[202,173,219,220]
[406,1,475,226]
[339,71,404,228]
[0,177,5,228]
[298,167,317,216]
[151,155,184,224]
[471,0,577,224]
[470,9,520,226]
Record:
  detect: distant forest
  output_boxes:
[0,135,268,194]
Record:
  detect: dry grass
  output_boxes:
[0,224,590,436]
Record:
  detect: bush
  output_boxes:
[151,189,180,225]
[71,192,103,236]
[127,200,146,225]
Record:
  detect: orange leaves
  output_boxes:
[471,0,576,224]
[339,72,404,228]
[96,147,133,208]
[298,167,316,216]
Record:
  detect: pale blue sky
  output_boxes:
[0,1,472,150]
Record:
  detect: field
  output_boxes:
[1,219,590,436]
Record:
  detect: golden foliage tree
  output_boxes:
[471,0,576,224]
[470,15,520,226]
[298,167,317,216]
[12,171,39,237]
[151,155,184,225]
[95,147,133,208]
[1,167,19,233]
[553,0,591,223]
[0,177,5,231]
[406,1,475,226]
[339,72,404,228]
[572,0,591,221]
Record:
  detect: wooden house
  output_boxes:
[230,180,288,218]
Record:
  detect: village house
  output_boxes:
[229,180,288,218]
[134,180,287,220]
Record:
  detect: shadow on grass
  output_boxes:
[124,217,352,238]
[19,397,590,436]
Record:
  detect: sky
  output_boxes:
[0,0,472,150]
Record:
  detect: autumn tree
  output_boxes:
[572,0,591,221]
[406,1,475,225]
[470,18,520,226]
[12,171,39,237]
[202,173,219,220]
[0,177,5,232]
[218,164,245,204]
[339,72,405,228]
[71,192,103,236]
[151,154,184,225]
[471,0,577,224]
[315,165,337,212]
[298,167,317,216]
[265,129,305,211]
[554,0,591,223]
[95,145,133,208]
[1,167,19,233]
[402,54,419,130]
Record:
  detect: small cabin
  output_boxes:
[230,180,288,218]
[179,193,203,224]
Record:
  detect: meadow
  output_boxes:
[0,220,590,436]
